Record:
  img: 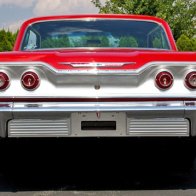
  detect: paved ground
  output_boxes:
[0,138,196,196]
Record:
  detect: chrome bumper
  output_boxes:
[0,101,196,138]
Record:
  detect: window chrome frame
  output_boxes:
[20,18,172,51]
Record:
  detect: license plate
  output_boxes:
[81,121,116,131]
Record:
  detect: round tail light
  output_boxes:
[185,72,196,89]
[21,71,40,90]
[0,72,10,90]
[155,71,173,90]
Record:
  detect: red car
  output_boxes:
[0,14,195,141]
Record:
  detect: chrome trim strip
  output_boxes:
[13,101,185,112]
[0,61,195,75]
[0,102,13,111]
[32,47,171,51]
[25,17,165,26]
[60,62,136,67]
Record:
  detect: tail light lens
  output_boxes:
[21,71,40,90]
[185,72,196,89]
[155,71,173,90]
[0,72,10,90]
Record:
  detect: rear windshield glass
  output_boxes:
[21,19,170,50]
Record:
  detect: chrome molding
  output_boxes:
[60,62,136,68]
[13,101,185,113]
[127,118,189,137]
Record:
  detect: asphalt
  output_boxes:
[0,138,196,196]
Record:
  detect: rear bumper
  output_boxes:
[0,101,196,138]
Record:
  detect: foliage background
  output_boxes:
[91,0,196,51]
[0,30,17,52]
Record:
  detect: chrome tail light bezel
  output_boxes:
[155,71,174,90]
[21,71,40,90]
[0,72,10,91]
[185,71,196,90]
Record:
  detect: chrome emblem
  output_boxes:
[60,62,136,67]
[96,112,101,119]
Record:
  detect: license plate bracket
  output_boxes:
[71,112,126,136]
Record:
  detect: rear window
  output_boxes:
[21,19,170,50]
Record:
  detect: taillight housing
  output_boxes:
[185,71,196,89]
[155,71,173,90]
[0,72,10,90]
[21,71,40,90]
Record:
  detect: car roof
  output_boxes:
[22,14,167,26]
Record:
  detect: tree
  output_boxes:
[100,36,110,47]
[176,34,196,51]
[41,36,71,48]
[91,0,196,41]
[0,29,18,51]
[0,30,14,51]
[119,36,138,47]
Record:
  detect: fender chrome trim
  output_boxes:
[12,101,185,112]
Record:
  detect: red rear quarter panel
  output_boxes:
[0,50,195,71]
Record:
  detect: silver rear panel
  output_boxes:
[127,118,189,137]
[0,62,196,99]
[8,119,70,137]
[8,116,189,137]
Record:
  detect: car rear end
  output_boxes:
[0,14,195,139]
